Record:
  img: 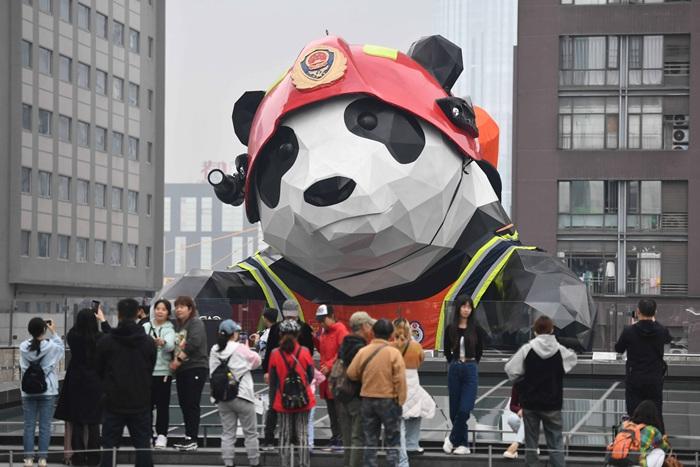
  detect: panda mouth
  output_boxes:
[316,207,392,233]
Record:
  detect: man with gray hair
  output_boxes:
[260,300,314,450]
[336,311,376,467]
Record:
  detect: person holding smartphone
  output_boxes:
[143,299,176,449]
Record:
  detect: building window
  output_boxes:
[112,76,124,101]
[76,237,88,262]
[58,0,71,22]
[77,2,90,30]
[113,20,124,46]
[77,179,89,204]
[112,187,123,211]
[146,246,152,268]
[146,194,152,216]
[164,197,171,232]
[127,244,137,267]
[128,82,139,106]
[221,204,243,232]
[38,171,52,198]
[94,183,106,208]
[58,114,71,142]
[128,190,138,214]
[560,36,619,86]
[38,47,52,76]
[147,142,153,163]
[201,198,212,232]
[21,167,32,194]
[148,36,153,59]
[22,104,32,131]
[628,36,663,86]
[174,237,186,274]
[95,239,105,264]
[59,55,71,82]
[111,242,122,266]
[58,175,71,201]
[21,40,32,69]
[96,69,107,95]
[77,62,90,88]
[39,0,52,14]
[78,120,90,147]
[95,126,106,151]
[38,232,51,258]
[38,109,52,136]
[21,231,31,257]
[112,131,123,155]
[129,28,140,53]
[148,89,153,110]
[128,136,139,160]
[180,197,197,232]
[200,237,212,269]
[58,235,70,260]
[558,97,618,149]
[628,97,662,149]
[96,12,107,39]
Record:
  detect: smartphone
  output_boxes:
[45,320,53,326]
[91,300,100,312]
[239,332,248,344]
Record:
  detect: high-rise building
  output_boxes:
[514,0,699,349]
[0,0,165,342]
[163,183,265,284]
[433,0,518,214]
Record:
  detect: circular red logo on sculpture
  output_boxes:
[305,50,330,70]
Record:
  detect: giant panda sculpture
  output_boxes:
[208,35,595,351]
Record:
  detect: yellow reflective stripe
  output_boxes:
[254,252,305,323]
[434,236,504,349]
[471,246,536,307]
[237,261,278,309]
[266,68,290,95]
[363,44,398,60]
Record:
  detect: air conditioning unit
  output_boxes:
[673,128,689,144]
[673,114,689,129]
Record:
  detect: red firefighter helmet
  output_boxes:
[243,36,496,222]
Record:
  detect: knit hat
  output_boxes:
[219,319,242,335]
[282,299,300,318]
[279,319,301,335]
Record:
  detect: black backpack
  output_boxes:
[22,356,47,395]
[279,348,309,410]
[210,355,240,403]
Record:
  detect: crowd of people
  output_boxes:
[18,296,674,467]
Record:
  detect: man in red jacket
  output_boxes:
[316,304,348,451]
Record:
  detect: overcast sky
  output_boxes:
[164,0,435,183]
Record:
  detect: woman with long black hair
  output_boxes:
[442,295,486,456]
[20,317,65,467]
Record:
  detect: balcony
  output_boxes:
[558,212,687,232]
[583,277,688,296]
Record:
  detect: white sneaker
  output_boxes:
[453,445,471,455]
[442,436,453,454]
[154,434,168,449]
[23,459,33,467]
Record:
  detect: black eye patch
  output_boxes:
[255,126,299,209]
[344,97,425,164]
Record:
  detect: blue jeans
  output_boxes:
[23,395,56,459]
[100,410,153,467]
[447,361,478,447]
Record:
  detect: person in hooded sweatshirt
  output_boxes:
[505,315,577,467]
[142,299,176,449]
[615,298,672,433]
[95,298,156,467]
[169,295,209,452]
[20,317,65,467]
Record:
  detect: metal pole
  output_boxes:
[112,446,117,467]
[203,426,207,447]
[488,445,492,467]
[694,450,698,467]
[290,444,294,467]
[9,450,13,467]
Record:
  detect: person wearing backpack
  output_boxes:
[334,311,375,467]
[142,299,176,449]
[615,299,672,433]
[607,400,670,467]
[505,316,577,467]
[209,320,261,467]
[346,319,407,467]
[20,317,65,467]
[268,319,316,467]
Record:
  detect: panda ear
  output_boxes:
[407,35,463,93]
[232,91,265,146]
[476,160,502,202]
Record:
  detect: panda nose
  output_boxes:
[304,176,356,207]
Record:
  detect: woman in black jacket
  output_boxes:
[55,308,110,465]
[442,295,486,456]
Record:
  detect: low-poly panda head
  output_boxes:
[217,36,508,295]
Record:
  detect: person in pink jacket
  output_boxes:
[315,304,348,451]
